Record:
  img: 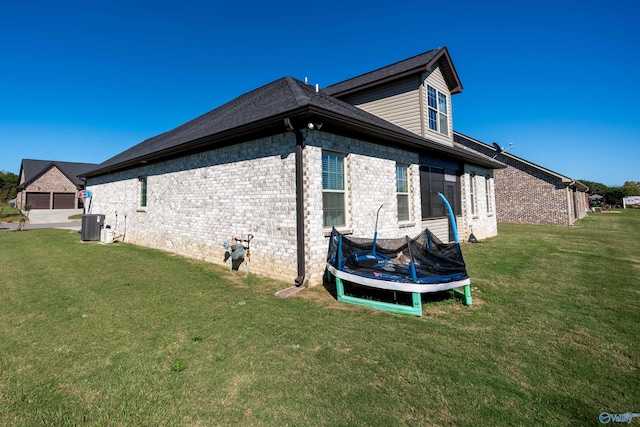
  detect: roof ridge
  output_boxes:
[453,132,574,179]
[324,47,443,92]
[23,158,97,166]
[283,76,312,107]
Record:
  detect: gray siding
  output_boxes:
[421,217,449,242]
[339,66,455,148]
[422,67,454,147]
[341,76,423,137]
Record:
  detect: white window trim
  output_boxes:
[485,176,493,214]
[469,174,477,217]
[137,175,148,211]
[427,85,449,136]
[322,151,347,229]
[396,163,411,223]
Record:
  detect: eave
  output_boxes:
[454,131,586,189]
[83,106,503,179]
[18,162,84,191]
[325,47,463,98]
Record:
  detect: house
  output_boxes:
[16,159,98,210]
[454,132,589,226]
[81,47,503,287]
[323,48,504,241]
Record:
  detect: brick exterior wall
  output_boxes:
[88,133,300,282]
[454,133,588,226]
[495,159,570,225]
[87,129,497,286]
[88,130,487,287]
[302,131,424,285]
[17,166,80,209]
[460,165,498,240]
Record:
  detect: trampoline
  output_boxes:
[326,193,472,316]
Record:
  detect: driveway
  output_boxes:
[0,209,83,231]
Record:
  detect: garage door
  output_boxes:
[53,193,75,209]
[26,192,51,209]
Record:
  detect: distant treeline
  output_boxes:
[0,171,19,202]
[580,180,640,206]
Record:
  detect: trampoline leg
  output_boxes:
[334,277,422,316]
[335,277,345,298]
[452,284,473,306]
[463,284,473,305]
[411,292,422,312]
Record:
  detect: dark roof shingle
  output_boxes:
[323,47,462,97]
[20,159,98,188]
[84,75,498,177]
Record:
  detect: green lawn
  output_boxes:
[0,210,638,426]
[0,203,21,223]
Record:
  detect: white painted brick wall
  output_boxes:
[303,130,424,285]
[462,165,498,240]
[87,129,497,287]
[88,134,300,281]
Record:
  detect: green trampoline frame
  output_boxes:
[326,192,472,316]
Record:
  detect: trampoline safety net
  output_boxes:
[327,227,468,284]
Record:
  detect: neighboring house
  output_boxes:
[81,47,503,287]
[17,159,97,210]
[454,132,589,226]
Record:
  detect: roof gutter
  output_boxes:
[569,180,589,192]
[285,118,306,287]
[310,107,505,169]
[83,104,503,179]
[79,108,315,178]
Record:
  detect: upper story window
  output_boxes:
[396,164,410,221]
[427,85,449,136]
[322,151,346,228]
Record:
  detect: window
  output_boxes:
[427,85,449,136]
[469,174,476,215]
[419,165,461,219]
[485,176,493,213]
[322,152,345,227]
[396,164,410,221]
[139,176,147,208]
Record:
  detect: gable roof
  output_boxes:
[323,47,463,98]
[83,76,501,178]
[453,131,588,191]
[18,159,98,190]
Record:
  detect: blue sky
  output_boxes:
[1,0,638,186]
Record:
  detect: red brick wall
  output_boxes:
[493,157,571,226]
[454,133,586,226]
[17,166,79,209]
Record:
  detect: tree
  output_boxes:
[579,179,608,196]
[16,203,31,231]
[0,170,19,200]
[622,181,640,196]
[0,187,10,221]
[578,179,639,207]
[606,187,627,206]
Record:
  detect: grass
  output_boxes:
[0,210,638,426]
[0,203,21,222]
